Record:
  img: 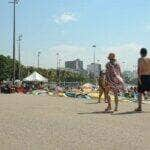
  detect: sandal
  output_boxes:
[114,106,118,112]
[134,107,142,112]
[104,107,112,112]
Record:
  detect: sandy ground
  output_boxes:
[0,94,150,150]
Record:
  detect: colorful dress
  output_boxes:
[106,62,124,93]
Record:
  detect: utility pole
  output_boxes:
[58,58,62,83]
[9,0,20,83]
[58,58,61,69]
[56,53,59,70]
[56,53,59,84]
[92,45,96,80]
[18,34,22,80]
[37,51,41,68]
[122,61,126,72]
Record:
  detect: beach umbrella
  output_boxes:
[82,83,94,89]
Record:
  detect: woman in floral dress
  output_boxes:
[105,53,124,112]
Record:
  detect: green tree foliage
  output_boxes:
[0,54,93,83]
[0,55,15,80]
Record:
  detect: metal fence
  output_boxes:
[46,82,80,90]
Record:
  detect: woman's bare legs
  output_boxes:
[135,93,142,111]
[114,93,119,111]
[98,88,103,103]
[105,90,111,111]
[102,89,108,103]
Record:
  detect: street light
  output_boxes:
[9,0,20,83]
[17,34,22,80]
[122,61,126,72]
[58,58,62,69]
[133,65,137,78]
[56,53,59,84]
[37,51,41,68]
[56,53,59,70]
[58,58,62,83]
[92,45,96,79]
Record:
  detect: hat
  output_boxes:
[108,53,116,60]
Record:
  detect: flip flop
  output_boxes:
[114,107,118,112]
[104,108,113,113]
[134,108,142,112]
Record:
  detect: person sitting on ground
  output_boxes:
[135,48,150,111]
[105,53,124,112]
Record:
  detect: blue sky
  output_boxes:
[0,0,150,70]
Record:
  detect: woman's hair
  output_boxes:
[140,48,147,57]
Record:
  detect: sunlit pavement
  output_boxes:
[0,94,150,150]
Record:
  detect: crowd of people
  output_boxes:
[0,81,44,94]
[124,86,138,99]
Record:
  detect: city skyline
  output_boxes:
[1,0,150,71]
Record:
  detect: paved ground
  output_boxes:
[0,94,150,150]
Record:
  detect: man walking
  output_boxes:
[135,48,150,111]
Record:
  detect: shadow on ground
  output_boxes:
[78,110,150,115]
[111,110,150,115]
[85,102,100,105]
[78,111,113,115]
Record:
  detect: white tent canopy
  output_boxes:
[23,71,48,82]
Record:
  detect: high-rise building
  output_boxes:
[65,59,83,71]
[87,63,101,77]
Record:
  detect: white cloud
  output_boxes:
[53,12,77,24]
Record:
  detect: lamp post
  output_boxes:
[58,58,62,83]
[133,65,137,78]
[122,61,126,72]
[9,0,20,83]
[58,59,61,69]
[18,34,22,80]
[92,45,96,79]
[37,51,41,68]
[56,53,59,70]
[56,53,59,84]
